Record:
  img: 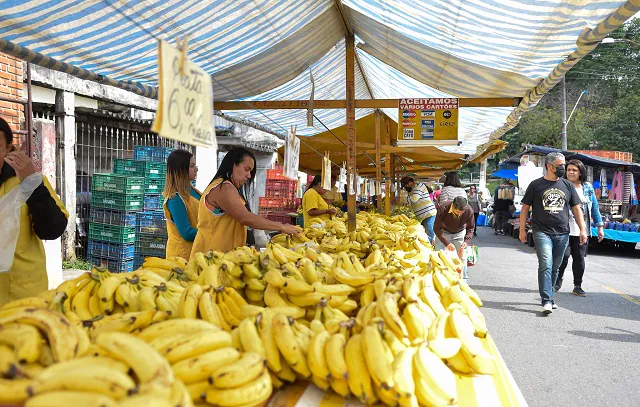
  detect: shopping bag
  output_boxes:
[463,245,479,267]
[0,173,42,273]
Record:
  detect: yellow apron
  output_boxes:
[191,179,247,255]
[0,175,68,305]
[163,186,201,260]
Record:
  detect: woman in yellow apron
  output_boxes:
[0,117,68,306]
[191,147,301,254]
[302,175,337,226]
[163,149,201,260]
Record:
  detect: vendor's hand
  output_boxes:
[597,227,604,242]
[280,224,303,236]
[460,242,468,251]
[445,243,456,252]
[326,207,338,215]
[519,229,527,244]
[5,151,36,181]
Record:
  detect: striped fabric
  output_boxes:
[408,182,437,221]
[0,0,635,157]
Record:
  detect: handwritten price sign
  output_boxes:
[152,40,216,148]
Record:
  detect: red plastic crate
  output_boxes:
[263,212,295,225]
[267,168,286,180]
[259,197,295,210]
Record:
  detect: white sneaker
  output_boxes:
[552,302,558,310]
[543,303,553,314]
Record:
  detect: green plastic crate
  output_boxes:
[114,159,166,179]
[144,178,165,194]
[91,190,143,211]
[92,173,144,195]
[89,223,137,244]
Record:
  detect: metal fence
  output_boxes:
[35,106,192,260]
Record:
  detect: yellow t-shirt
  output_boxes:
[303,188,330,226]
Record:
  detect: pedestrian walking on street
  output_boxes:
[401,176,437,244]
[493,179,515,235]
[556,159,605,297]
[519,152,587,314]
[434,197,475,282]
[467,185,482,236]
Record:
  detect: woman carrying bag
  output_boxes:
[191,147,301,254]
[163,149,201,260]
[555,159,604,296]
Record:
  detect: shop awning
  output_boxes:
[1,0,637,160]
[491,163,519,181]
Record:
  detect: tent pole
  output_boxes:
[346,34,357,232]
[375,110,382,212]
[385,116,391,216]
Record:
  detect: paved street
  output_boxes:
[471,225,640,407]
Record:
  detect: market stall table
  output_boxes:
[267,334,528,407]
[593,227,640,244]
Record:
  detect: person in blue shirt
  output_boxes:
[162,149,201,259]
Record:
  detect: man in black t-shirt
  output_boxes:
[519,152,587,315]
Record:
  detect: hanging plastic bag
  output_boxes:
[0,172,42,273]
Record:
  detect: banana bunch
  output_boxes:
[136,319,272,406]
[17,331,192,407]
[0,307,90,405]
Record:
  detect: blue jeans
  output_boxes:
[421,216,435,244]
[532,231,570,305]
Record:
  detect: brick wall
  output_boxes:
[571,150,633,163]
[0,52,24,143]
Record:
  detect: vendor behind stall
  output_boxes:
[163,149,201,260]
[302,175,337,226]
[191,147,301,254]
[0,117,68,305]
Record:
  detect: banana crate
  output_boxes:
[91,190,143,211]
[90,256,135,273]
[92,173,144,195]
[114,158,166,179]
[88,222,137,244]
[89,208,137,227]
[87,240,135,261]
[144,178,165,194]
[136,211,167,234]
[134,145,174,162]
[135,232,167,257]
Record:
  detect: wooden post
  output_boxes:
[384,116,391,216]
[375,110,382,212]
[346,34,356,232]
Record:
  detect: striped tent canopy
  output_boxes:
[1,0,638,162]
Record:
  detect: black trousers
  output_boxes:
[473,212,479,235]
[557,235,587,286]
[494,210,509,232]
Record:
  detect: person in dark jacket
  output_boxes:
[0,117,68,305]
[493,179,514,235]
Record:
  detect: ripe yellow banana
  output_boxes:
[0,323,42,363]
[332,267,374,286]
[22,390,116,407]
[449,309,496,374]
[378,293,409,339]
[172,347,240,384]
[151,330,232,363]
[362,324,394,389]
[258,312,282,373]
[95,332,174,389]
[198,264,222,287]
[0,307,78,362]
[272,313,310,378]
[287,292,330,308]
[325,332,348,380]
[330,377,351,397]
[307,330,330,380]
[413,343,457,406]
[178,283,203,319]
[115,393,172,407]
[205,368,272,407]
[238,318,266,357]
[138,318,219,343]
[344,334,378,404]
[27,364,136,400]
[210,351,265,389]
[138,286,157,311]
[401,302,430,342]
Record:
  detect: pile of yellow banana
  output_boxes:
[0,210,497,407]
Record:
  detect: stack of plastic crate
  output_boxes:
[89,173,144,273]
[129,146,171,268]
[258,164,298,225]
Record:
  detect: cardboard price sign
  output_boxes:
[152,39,215,148]
[283,126,300,180]
[397,98,458,142]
